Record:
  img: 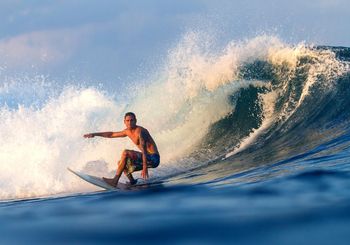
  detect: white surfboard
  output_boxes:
[68,168,131,190]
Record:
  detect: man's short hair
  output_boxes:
[124,112,136,119]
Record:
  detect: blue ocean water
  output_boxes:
[1,36,350,244]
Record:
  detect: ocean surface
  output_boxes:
[1,35,350,244]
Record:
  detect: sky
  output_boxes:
[0,0,349,87]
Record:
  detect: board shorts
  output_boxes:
[125,152,160,175]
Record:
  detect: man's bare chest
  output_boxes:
[126,131,140,145]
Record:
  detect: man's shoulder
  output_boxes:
[124,126,144,134]
[122,128,132,135]
[120,128,129,135]
[138,126,150,134]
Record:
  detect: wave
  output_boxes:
[0,34,349,200]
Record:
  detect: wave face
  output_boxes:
[0,34,349,200]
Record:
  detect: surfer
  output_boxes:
[83,112,160,187]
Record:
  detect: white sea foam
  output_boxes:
[0,86,128,199]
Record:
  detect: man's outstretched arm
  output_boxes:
[83,131,127,138]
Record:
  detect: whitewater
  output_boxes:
[1,34,350,244]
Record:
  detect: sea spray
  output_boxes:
[0,86,126,199]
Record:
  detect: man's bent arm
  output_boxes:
[139,131,149,179]
[84,131,126,138]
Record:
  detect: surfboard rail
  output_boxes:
[68,167,131,190]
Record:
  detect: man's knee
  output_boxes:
[121,149,131,158]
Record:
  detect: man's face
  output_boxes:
[124,115,137,129]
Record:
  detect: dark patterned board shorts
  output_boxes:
[125,152,160,175]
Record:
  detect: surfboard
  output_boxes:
[68,168,131,190]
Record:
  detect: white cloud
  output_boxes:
[318,0,346,7]
[0,27,89,70]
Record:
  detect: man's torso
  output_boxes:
[124,126,159,155]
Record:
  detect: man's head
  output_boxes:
[124,112,137,129]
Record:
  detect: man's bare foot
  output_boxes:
[103,177,118,187]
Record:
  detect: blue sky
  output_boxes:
[0,0,349,86]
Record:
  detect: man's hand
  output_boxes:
[83,133,95,138]
[141,167,149,179]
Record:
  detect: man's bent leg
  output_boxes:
[103,150,130,187]
[124,170,137,185]
[123,151,142,185]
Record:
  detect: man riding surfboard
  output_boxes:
[83,112,160,187]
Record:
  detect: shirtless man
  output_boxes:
[83,112,160,187]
